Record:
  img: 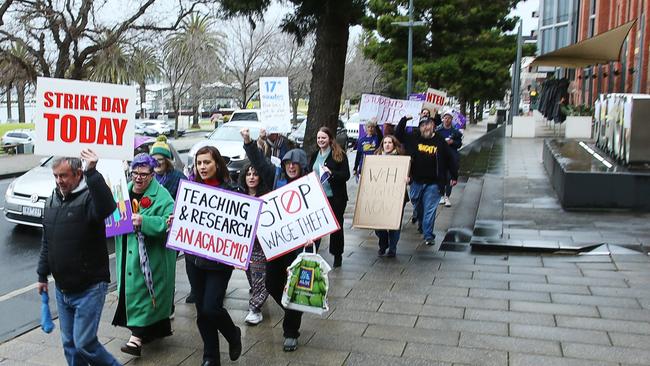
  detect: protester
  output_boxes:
[395,115,458,246]
[238,164,271,325]
[151,135,186,200]
[267,132,290,159]
[309,127,351,267]
[149,135,191,306]
[436,110,463,207]
[112,153,176,357]
[37,149,120,366]
[182,146,242,365]
[241,128,308,352]
[353,119,383,177]
[374,135,409,257]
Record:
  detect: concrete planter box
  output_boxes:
[564,116,592,139]
[512,116,535,138]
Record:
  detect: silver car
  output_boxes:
[186,121,261,180]
[4,138,184,227]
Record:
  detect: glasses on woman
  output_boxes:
[131,171,153,179]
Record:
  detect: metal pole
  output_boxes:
[406,0,414,98]
[509,20,523,131]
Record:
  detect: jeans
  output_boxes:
[185,260,239,362]
[409,182,441,241]
[55,282,120,366]
[375,230,401,254]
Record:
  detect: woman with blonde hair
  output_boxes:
[309,126,351,267]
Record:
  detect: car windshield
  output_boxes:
[230,112,258,121]
[209,125,260,141]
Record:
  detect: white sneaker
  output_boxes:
[439,196,445,205]
[245,310,263,325]
[444,196,452,207]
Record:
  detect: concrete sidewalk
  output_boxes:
[6,118,650,365]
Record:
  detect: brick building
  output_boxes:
[573,0,649,105]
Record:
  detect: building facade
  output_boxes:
[574,0,649,106]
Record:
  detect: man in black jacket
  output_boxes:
[37,149,120,366]
[395,116,458,246]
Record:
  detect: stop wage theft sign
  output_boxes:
[257,172,340,260]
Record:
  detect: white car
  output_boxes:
[186,121,261,180]
[4,138,184,227]
[228,109,262,123]
[140,120,172,136]
[344,113,361,147]
[2,129,35,152]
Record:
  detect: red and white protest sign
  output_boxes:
[424,88,447,110]
[166,180,264,270]
[257,172,340,260]
[34,77,136,159]
[358,94,423,125]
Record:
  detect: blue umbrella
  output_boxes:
[41,291,54,333]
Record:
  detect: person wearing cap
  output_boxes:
[395,114,458,246]
[353,118,383,177]
[436,110,463,207]
[241,128,308,352]
[151,135,186,200]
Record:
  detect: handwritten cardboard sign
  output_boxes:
[359,94,423,125]
[257,172,339,260]
[34,77,136,159]
[353,155,411,230]
[166,180,264,270]
[259,76,292,134]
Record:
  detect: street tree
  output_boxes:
[0,0,211,81]
[219,0,367,152]
[271,33,313,124]
[363,0,523,122]
[167,14,222,128]
[88,38,131,84]
[342,33,385,103]
[129,46,161,119]
[0,42,34,122]
[222,18,277,109]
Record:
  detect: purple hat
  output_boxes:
[130,153,159,170]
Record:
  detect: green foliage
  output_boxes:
[363,0,521,102]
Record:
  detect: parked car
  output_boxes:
[287,119,348,149]
[344,113,360,148]
[186,121,262,180]
[2,129,35,146]
[3,137,183,227]
[140,120,172,136]
[228,109,262,123]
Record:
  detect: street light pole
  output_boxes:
[392,0,425,99]
[407,0,414,97]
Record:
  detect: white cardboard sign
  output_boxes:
[424,88,447,110]
[359,94,423,125]
[259,76,292,134]
[257,172,340,260]
[166,180,264,270]
[34,77,136,159]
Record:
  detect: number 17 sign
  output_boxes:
[259,76,292,134]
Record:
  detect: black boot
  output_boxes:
[333,255,342,268]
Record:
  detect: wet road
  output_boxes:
[0,178,116,342]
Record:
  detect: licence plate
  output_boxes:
[22,206,42,217]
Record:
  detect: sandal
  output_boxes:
[120,336,142,357]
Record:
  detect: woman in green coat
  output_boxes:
[112,153,177,357]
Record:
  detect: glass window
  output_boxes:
[590,0,597,15]
[588,18,595,37]
[542,0,555,26]
[556,25,569,48]
[557,0,570,22]
[541,29,553,54]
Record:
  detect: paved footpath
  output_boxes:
[4,120,650,365]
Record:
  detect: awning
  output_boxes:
[531,19,637,68]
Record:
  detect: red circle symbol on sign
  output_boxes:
[281,190,302,214]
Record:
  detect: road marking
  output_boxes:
[0,253,116,303]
